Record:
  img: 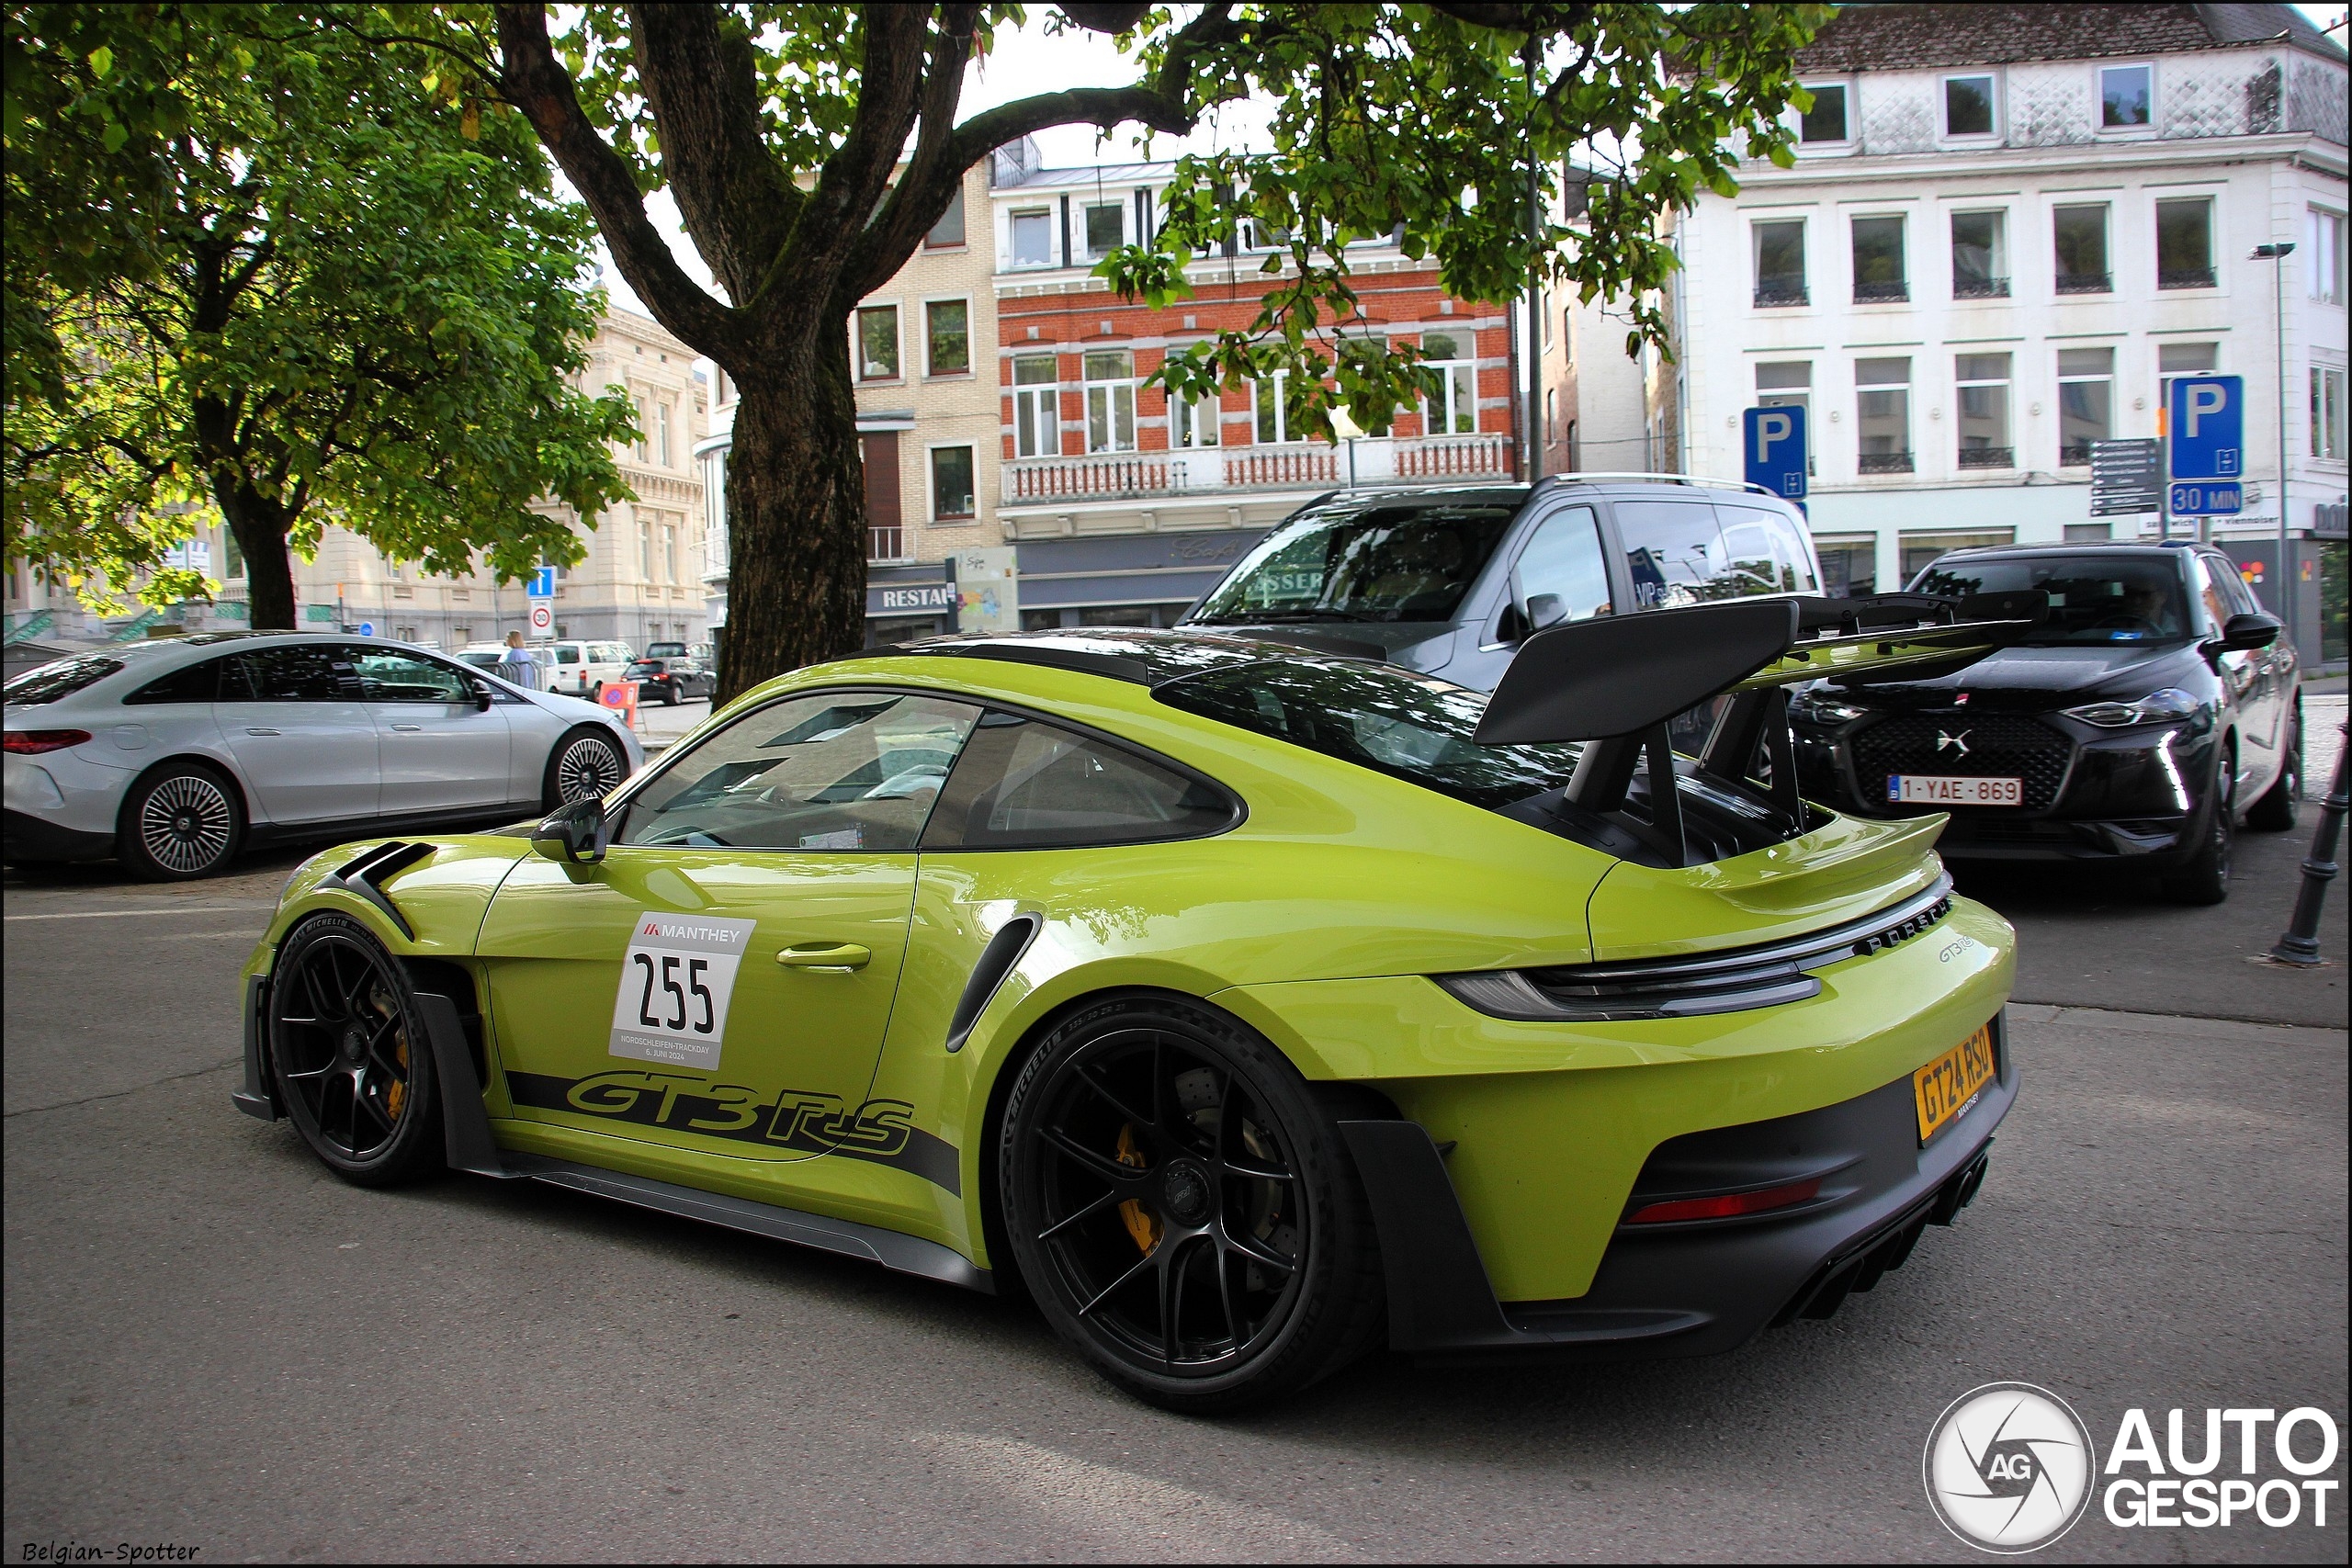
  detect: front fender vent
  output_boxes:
[1438,875,1953,1023]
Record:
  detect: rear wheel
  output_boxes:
[2245,705,2302,832]
[2163,750,2233,906]
[543,726,628,810]
[267,915,444,1187]
[117,761,243,881]
[1000,995,1385,1414]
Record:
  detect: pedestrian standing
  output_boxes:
[499,629,540,691]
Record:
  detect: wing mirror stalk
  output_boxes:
[532,798,609,864]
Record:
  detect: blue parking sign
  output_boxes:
[2167,376,2244,482]
[1743,405,1807,500]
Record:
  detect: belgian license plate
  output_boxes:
[1889,774,2022,807]
[1914,1024,1996,1145]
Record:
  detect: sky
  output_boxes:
[587,3,2350,322]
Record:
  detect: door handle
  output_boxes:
[244,727,281,736]
[390,723,423,732]
[776,942,871,972]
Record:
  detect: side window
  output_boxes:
[922,713,1238,850]
[352,648,473,703]
[2187,555,2234,635]
[1511,506,1612,628]
[617,692,980,852]
[2210,555,2262,620]
[224,645,349,701]
[555,644,582,664]
[1714,504,1819,594]
[125,657,225,705]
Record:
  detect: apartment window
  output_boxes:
[2155,197,2215,289]
[2053,204,2111,293]
[1420,330,1476,434]
[1954,354,2013,469]
[639,520,654,579]
[1854,357,1912,473]
[2099,64,2152,130]
[655,400,672,467]
[1170,388,1220,449]
[1082,350,1136,453]
[662,523,678,582]
[1945,74,1996,137]
[926,186,966,249]
[1561,306,1574,362]
[1545,388,1557,444]
[2056,347,2115,465]
[1084,202,1125,258]
[1254,372,1295,444]
[222,531,243,578]
[632,396,650,461]
[1799,84,1848,143]
[1851,215,1907,303]
[1012,356,1059,458]
[1246,218,1293,252]
[2313,367,2347,460]
[1752,219,1807,307]
[2309,209,2346,304]
[2159,341,2217,400]
[932,446,977,519]
[856,305,899,380]
[926,299,969,376]
[1011,209,1054,267]
[1951,209,2008,298]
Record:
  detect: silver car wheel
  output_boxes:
[140,773,236,874]
[555,734,624,802]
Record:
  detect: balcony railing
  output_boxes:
[2158,267,2217,290]
[1004,434,1510,505]
[1753,280,1809,308]
[1852,279,1909,303]
[1953,276,2011,299]
[1857,451,1915,475]
[2059,442,2095,467]
[1957,446,2016,469]
[2055,271,2112,295]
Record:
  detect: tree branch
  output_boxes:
[782,4,933,314]
[848,5,985,299]
[492,2,740,358]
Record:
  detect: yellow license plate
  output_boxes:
[1913,1024,1996,1145]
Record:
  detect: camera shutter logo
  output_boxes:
[1924,1382,2098,1553]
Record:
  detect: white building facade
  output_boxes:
[1659,2,2345,659]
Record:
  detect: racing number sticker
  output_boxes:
[608,912,758,1071]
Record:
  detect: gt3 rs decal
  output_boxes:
[504,1069,961,1195]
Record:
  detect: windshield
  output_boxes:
[1189,500,1520,624]
[1156,657,1580,810]
[4,654,125,706]
[1911,556,2190,644]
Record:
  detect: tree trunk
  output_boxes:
[213,479,298,631]
[715,324,867,703]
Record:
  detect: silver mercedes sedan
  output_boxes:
[3,632,644,879]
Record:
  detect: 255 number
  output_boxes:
[633,953,715,1033]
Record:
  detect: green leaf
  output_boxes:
[87,45,113,78]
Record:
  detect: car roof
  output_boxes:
[831,627,1354,688]
[1933,543,2200,564]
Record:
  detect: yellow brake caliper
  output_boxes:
[385,1034,410,1122]
[1115,1124,1160,1254]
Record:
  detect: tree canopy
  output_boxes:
[3,2,636,626]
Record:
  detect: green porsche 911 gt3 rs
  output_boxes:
[234,600,2023,1411]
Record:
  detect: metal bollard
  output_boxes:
[2268,723,2349,967]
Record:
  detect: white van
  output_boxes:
[544,639,634,696]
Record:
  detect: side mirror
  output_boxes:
[469,678,493,713]
[1525,592,1569,631]
[531,797,608,863]
[2212,611,2281,654]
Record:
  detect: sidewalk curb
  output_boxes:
[2008,1001,2347,1047]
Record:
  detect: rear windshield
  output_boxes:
[1910,556,2189,644]
[1156,657,1580,810]
[1189,500,1520,625]
[4,654,125,706]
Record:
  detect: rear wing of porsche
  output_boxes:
[1474,592,2043,867]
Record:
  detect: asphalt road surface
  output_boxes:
[5,814,2346,1561]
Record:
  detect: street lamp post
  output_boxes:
[2251,242,2297,650]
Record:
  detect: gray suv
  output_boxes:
[1181,474,1822,691]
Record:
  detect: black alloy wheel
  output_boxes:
[2245,705,2302,832]
[2164,749,2233,906]
[267,915,445,1185]
[545,727,628,809]
[117,761,244,881]
[1000,996,1385,1412]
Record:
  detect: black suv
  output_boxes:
[626,644,716,705]
[1792,543,2302,904]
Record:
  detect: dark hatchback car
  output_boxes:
[627,645,716,705]
[1180,476,1822,691]
[1792,543,2301,904]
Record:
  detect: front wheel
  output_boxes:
[117,761,244,881]
[2163,753,2233,906]
[267,915,445,1186]
[999,995,1386,1414]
